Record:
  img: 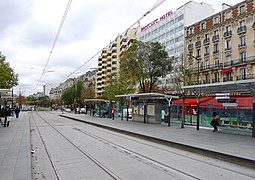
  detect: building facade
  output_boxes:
[96,27,140,97]
[185,0,255,86]
[139,1,215,86]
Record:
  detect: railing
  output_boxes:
[212,35,219,42]
[188,44,193,50]
[213,50,219,54]
[237,26,247,34]
[203,38,210,45]
[224,30,232,38]
[212,78,220,83]
[223,76,233,82]
[224,61,233,67]
[203,79,210,84]
[195,41,201,48]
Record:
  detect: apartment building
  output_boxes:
[139,1,215,86]
[96,27,140,97]
[185,0,255,85]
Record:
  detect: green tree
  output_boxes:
[61,80,84,105]
[103,70,136,101]
[82,81,95,99]
[0,55,18,88]
[61,87,74,105]
[121,40,172,93]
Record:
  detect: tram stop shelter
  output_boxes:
[115,93,179,126]
[84,99,112,118]
[182,79,255,137]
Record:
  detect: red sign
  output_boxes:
[141,11,173,32]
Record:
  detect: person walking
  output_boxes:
[3,106,12,127]
[210,112,221,132]
[15,105,20,118]
[111,107,115,120]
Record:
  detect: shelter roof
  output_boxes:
[115,93,179,100]
[84,99,111,103]
[182,79,255,94]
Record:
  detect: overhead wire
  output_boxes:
[34,0,73,92]
[63,0,166,81]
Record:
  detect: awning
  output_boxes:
[222,68,232,73]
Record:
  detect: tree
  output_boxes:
[121,40,172,93]
[61,80,84,105]
[82,81,95,99]
[103,70,136,101]
[0,55,18,89]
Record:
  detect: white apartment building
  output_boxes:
[43,83,58,96]
[139,0,215,87]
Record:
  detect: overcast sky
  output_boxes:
[0,0,239,96]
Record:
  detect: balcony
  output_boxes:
[237,26,247,34]
[203,79,210,84]
[224,31,232,38]
[223,76,233,82]
[188,44,193,50]
[224,61,233,67]
[213,50,219,54]
[212,78,220,83]
[203,38,210,45]
[212,35,219,42]
[238,43,246,49]
[236,75,246,81]
[210,63,222,70]
[195,41,201,48]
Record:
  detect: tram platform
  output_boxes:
[60,112,255,168]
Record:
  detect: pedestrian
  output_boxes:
[3,106,12,127]
[15,105,20,118]
[210,112,221,132]
[111,107,115,120]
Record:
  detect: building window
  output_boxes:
[175,35,183,43]
[239,36,246,47]
[205,60,210,69]
[240,51,246,63]
[200,22,206,30]
[225,40,231,50]
[213,44,219,53]
[205,74,210,82]
[214,59,219,67]
[239,68,246,79]
[175,14,184,22]
[226,55,232,66]
[239,20,245,27]
[197,49,201,58]
[189,27,194,34]
[225,11,231,20]
[214,72,219,82]
[205,46,209,56]
[213,16,220,24]
[239,5,246,14]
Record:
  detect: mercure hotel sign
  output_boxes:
[141,11,173,32]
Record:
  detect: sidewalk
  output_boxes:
[0,113,31,180]
[60,112,255,168]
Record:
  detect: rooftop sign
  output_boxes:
[141,11,173,32]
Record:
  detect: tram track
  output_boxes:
[73,126,255,179]
[30,112,121,180]
[31,111,255,179]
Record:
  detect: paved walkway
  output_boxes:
[0,111,254,180]
[60,112,255,168]
[0,112,31,180]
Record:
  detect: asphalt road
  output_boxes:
[30,111,255,180]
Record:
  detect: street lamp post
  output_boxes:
[189,54,201,130]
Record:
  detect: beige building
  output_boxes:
[96,27,140,97]
[185,0,255,86]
